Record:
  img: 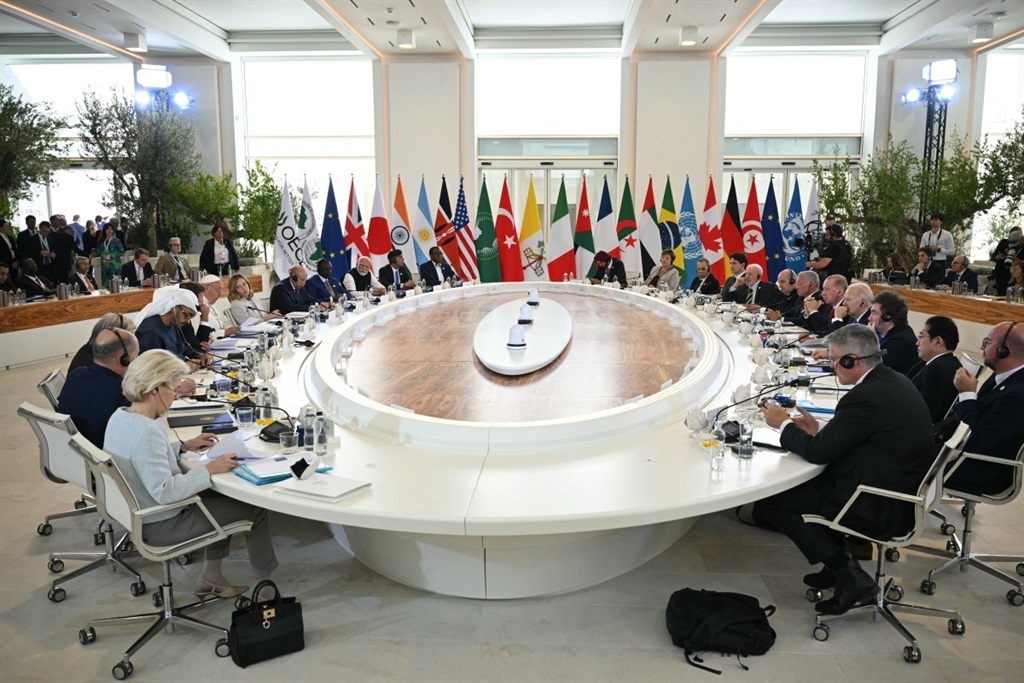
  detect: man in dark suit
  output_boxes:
[908,316,963,423]
[120,248,154,287]
[820,282,873,334]
[52,220,81,283]
[0,220,18,274]
[910,248,945,289]
[940,321,1024,494]
[270,265,323,314]
[70,256,99,293]
[419,246,457,288]
[754,324,936,615]
[720,252,749,303]
[378,249,415,291]
[802,273,846,335]
[937,255,978,293]
[23,220,58,281]
[305,258,349,303]
[57,329,138,446]
[868,290,918,375]
[15,258,56,296]
[740,264,784,308]
[0,262,14,292]
[688,258,721,295]
[588,251,627,288]
[765,269,800,321]
[15,215,37,260]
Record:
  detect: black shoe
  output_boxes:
[814,559,879,615]
[803,566,836,590]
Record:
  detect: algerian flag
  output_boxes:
[546,176,574,282]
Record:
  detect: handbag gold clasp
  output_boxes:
[262,607,276,629]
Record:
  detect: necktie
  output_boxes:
[173,255,184,280]
[40,236,50,264]
[82,274,95,292]
[745,285,754,305]
[325,278,335,297]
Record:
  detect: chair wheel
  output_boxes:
[74,499,89,510]
[112,661,133,680]
[234,595,251,611]
[960,505,973,518]
[945,539,958,553]
[215,638,231,658]
[94,532,106,546]
[1008,590,1024,607]
[939,523,955,536]
[886,584,905,602]
[48,559,65,573]
[37,523,53,536]
[806,588,822,602]
[903,645,921,663]
[129,581,146,597]
[1016,563,1024,577]
[152,592,163,608]
[948,618,965,635]
[813,624,830,641]
[920,580,936,595]
[175,553,192,567]
[884,548,900,562]
[79,627,96,645]
[47,587,66,603]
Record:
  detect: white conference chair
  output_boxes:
[18,402,142,603]
[804,423,970,664]
[36,368,65,411]
[70,433,252,680]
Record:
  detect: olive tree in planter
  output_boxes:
[235,160,281,263]
[78,89,200,253]
[165,171,240,250]
[0,84,68,220]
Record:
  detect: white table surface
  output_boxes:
[472,297,572,376]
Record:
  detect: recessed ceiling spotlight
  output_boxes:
[969,22,994,44]
[679,26,698,47]
[397,28,415,49]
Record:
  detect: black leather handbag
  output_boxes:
[227,580,304,667]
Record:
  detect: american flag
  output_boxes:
[453,176,479,280]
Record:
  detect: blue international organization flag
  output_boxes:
[679,176,701,281]
[782,177,805,273]
[761,178,785,282]
[321,178,349,278]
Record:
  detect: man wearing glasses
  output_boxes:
[135,288,210,369]
[688,258,721,295]
[752,324,935,616]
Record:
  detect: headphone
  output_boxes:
[996,321,1020,360]
[881,312,893,322]
[112,329,131,368]
[291,275,299,282]
[836,350,886,369]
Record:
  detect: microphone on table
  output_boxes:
[710,372,837,429]
[191,395,294,428]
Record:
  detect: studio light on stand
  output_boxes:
[134,65,194,111]
[900,58,957,229]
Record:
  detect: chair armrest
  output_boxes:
[943,451,1022,482]
[133,495,203,523]
[804,484,921,543]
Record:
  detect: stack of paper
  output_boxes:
[275,476,370,502]
[232,456,333,486]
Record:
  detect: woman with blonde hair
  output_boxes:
[225,273,280,326]
[104,350,278,600]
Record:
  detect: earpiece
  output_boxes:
[881,312,893,322]
[996,321,1019,360]
[291,275,298,282]
[113,330,131,368]
[836,351,885,369]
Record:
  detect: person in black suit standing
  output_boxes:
[15,215,37,261]
[378,249,415,291]
[199,224,239,276]
[720,252,749,303]
[419,246,457,288]
[740,264,784,308]
[0,219,17,276]
[24,220,58,281]
[52,220,81,283]
[940,321,1024,494]
[754,324,936,615]
[868,290,917,375]
[908,316,963,423]
[688,258,721,295]
[120,249,155,287]
[269,265,324,314]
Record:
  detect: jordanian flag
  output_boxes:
[573,175,594,280]
[474,176,500,282]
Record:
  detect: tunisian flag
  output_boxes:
[495,176,524,282]
[698,176,725,282]
[741,177,768,271]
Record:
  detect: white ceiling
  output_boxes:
[0,0,1021,59]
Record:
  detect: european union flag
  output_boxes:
[321,178,349,278]
[761,178,785,282]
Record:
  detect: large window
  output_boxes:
[476,52,621,136]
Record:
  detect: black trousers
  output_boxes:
[752,476,847,565]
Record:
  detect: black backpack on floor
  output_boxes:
[665,588,777,674]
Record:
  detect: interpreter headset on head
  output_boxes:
[997,321,1020,360]
[835,349,887,370]
[112,329,131,368]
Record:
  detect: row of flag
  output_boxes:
[272,173,823,287]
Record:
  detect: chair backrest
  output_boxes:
[17,402,86,488]
[898,422,972,545]
[67,433,139,539]
[36,368,65,410]
[954,441,1024,505]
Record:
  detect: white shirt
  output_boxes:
[213,240,229,264]
[343,271,382,293]
[919,228,954,261]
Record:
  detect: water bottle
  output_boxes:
[313,411,327,456]
[258,387,273,421]
[302,407,316,451]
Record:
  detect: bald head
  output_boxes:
[92,329,139,376]
[984,321,1024,371]
[288,266,307,289]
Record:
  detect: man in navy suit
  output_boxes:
[908,315,963,423]
[57,329,138,447]
[868,290,918,375]
[419,246,457,288]
[120,249,155,287]
[688,258,721,295]
[754,324,935,615]
[937,255,979,293]
[305,259,349,303]
[378,249,415,291]
[941,321,1024,494]
[270,265,325,314]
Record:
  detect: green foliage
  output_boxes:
[0,83,68,207]
[920,131,984,256]
[978,105,1024,220]
[77,89,201,252]
[811,151,856,223]
[236,161,280,257]
[165,172,239,246]
[852,135,921,269]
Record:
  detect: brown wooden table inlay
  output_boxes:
[344,292,694,422]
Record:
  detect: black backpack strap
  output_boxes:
[684,650,721,675]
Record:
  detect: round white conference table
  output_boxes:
[206,282,823,599]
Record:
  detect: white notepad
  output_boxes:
[275,475,371,502]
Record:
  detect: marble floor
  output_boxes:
[1,359,1022,682]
